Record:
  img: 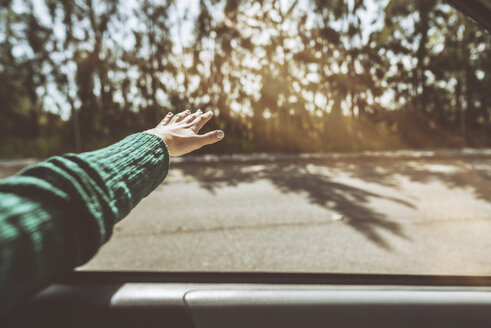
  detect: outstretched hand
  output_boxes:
[144,109,224,157]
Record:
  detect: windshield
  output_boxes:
[1,0,490,275]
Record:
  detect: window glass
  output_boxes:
[1,0,490,275]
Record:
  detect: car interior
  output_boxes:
[3,0,491,327]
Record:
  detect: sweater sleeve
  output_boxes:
[0,133,170,315]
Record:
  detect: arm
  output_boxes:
[0,109,223,315]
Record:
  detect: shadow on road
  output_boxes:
[335,158,491,202]
[174,157,490,250]
[174,160,413,249]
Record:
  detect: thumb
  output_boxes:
[198,130,225,147]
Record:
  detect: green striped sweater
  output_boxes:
[0,133,170,315]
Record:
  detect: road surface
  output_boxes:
[2,151,491,275]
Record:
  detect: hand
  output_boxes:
[144,109,224,157]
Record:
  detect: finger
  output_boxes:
[182,109,202,124]
[197,130,224,147]
[192,110,213,132]
[170,109,190,123]
[159,112,173,126]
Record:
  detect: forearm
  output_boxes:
[0,133,170,314]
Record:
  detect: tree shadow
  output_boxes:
[173,155,491,250]
[173,159,416,250]
[323,157,491,203]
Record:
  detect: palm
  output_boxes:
[146,110,224,157]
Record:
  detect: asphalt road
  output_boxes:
[2,152,491,275]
